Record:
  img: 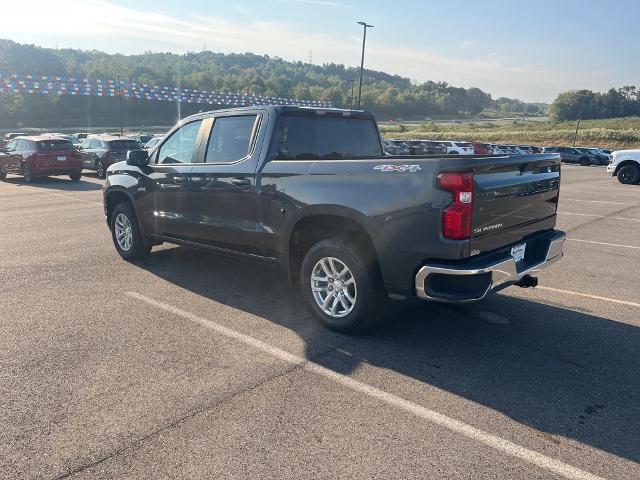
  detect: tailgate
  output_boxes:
[470,154,560,253]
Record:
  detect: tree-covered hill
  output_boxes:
[0,39,525,128]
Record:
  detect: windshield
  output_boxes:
[37,140,74,150]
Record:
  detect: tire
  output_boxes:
[617,164,640,185]
[23,163,35,183]
[300,238,384,333]
[69,171,82,182]
[579,157,590,167]
[110,202,151,260]
[96,159,106,179]
[0,171,6,181]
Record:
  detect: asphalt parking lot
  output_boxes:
[1,165,639,480]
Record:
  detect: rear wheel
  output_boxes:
[300,238,384,333]
[617,164,640,185]
[69,171,82,182]
[96,159,106,179]
[23,164,35,183]
[579,157,590,166]
[110,202,151,260]
[0,171,6,181]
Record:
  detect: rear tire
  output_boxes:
[300,238,384,333]
[0,171,6,181]
[69,171,82,182]
[96,160,106,179]
[23,164,35,183]
[617,164,640,185]
[110,202,151,260]
[579,157,590,166]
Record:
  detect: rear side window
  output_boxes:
[273,115,382,160]
[37,140,73,151]
[204,115,258,163]
[107,140,140,150]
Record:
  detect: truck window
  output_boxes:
[204,115,258,163]
[273,115,382,160]
[156,120,203,164]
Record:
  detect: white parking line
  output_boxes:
[127,291,605,480]
[43,191,103,206]
[561,199,631,206]
[567,238,640,250]
[558,212,640,222]
[537,286,640,309]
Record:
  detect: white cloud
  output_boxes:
[0,0,617,101]
[460,40,477,49]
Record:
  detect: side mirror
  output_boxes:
[127,150,149,167]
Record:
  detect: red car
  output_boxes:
[0,136,82,183]
[471,142,492,155]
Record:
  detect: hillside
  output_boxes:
[0,39,536,128]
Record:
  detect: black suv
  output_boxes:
[544,147,595,166]
[78,136,143,178]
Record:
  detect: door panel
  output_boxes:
[187,113,264,254]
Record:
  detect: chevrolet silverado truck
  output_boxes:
[607,149,640,184]
[103,106,566,332]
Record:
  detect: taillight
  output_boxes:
[438,172,473,240]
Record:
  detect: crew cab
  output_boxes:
[103,106,566,332]
[607,149,640,184]
[0,136,82,182]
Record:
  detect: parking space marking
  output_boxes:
[538,286,640,308]
[561,199,632,206]
[127,291,605,480]
[42,191,103,206]
[567,238,640,250]
[558,212,640,222]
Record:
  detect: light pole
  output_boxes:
[572,96,583,147]
[356,21,373,109]
[116,73,124,136]
[350,79,355,109]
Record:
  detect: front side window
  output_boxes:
[273,115,382,160]
[156,120,203,164]
[5,140,17,151]
[204,115,258,163]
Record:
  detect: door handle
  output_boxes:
[231,177,251,186]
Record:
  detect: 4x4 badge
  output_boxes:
[374,164,422,173]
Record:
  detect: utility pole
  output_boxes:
[572,96,583,147]
[356,21,374,109]
[116,73,124,136]
[350,79,355,110]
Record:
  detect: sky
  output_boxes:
[1,0,637,102]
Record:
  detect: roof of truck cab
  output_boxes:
[180,105,376,124]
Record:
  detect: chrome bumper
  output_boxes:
[415,232,566,302]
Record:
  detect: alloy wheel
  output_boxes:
[311,256,357,318]
[114,213,133,251]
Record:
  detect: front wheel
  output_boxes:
[300,238,384,333]
[96,159,106,179]
[617,164,640,185]
[110,203,151,260]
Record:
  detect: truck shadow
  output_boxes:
[1,175,102,191]
[138,245,640,464]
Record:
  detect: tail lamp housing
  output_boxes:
[438,172,473,240]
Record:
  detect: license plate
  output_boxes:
[511,243,526,263]
[57,156,66,161]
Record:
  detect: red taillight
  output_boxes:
[438,172,473,240]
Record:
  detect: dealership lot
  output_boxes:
[0,165,639,479]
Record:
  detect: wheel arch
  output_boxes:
[614,159,640,176]
[284,207,380,284]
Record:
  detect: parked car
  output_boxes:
[440,141,474,155]
[50,134,81,149]
[78,136,144,179]
[144,137,162,151]
[74,132,90,140]
[382,140,410,156]
[0,136,82,182]
[420,141,447,155]
[403,140,429,155]
[607,149,640,184]
[471,142,492,155]
[128,134,154,145]
[544,147,595,166]
[577,148,609,165]
[3,132,28,142]
[103,106,566,332]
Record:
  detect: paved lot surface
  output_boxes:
[1,165,639,479]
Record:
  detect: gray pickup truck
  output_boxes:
[103,106,566,332]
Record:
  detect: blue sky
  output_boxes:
[2,0,637,102]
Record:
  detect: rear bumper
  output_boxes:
[415,229,566,302]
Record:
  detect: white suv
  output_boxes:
[440,141,474,155]
[607,149,640,184]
